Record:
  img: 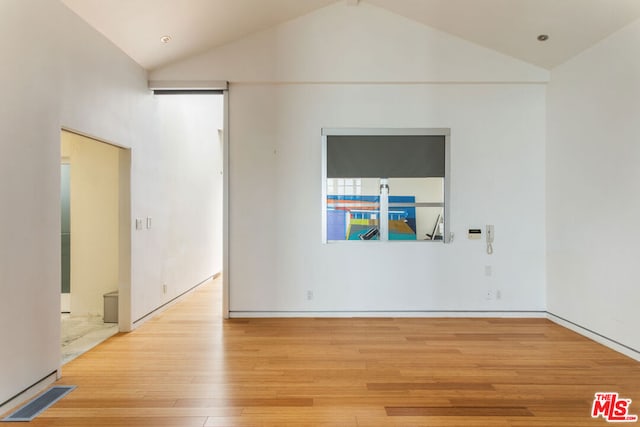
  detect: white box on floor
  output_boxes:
[103,291,118,323]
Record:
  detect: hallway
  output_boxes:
[3,277,639,426]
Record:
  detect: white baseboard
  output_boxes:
[547,312,640,362]
[132,274,218,329]
[0,371,57,415]
[229,310,547,319]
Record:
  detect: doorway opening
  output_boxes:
[60,130,131,363]
[149,86,228,318]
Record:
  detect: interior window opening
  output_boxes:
[322,129,450,243]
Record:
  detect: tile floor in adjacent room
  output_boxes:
[61,314,118,364]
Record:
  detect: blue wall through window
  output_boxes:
[327,195,416,240]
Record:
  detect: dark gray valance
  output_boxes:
[326,135,446,178]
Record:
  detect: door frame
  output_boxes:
[60,128,132,332]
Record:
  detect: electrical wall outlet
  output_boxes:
[485,289,501,301]
[306,290,314,301]
[162,284,167,294]
[484,265,492,276]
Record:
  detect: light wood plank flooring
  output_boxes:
[3,277,639,426]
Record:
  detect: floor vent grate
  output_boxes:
[2,386,75,422]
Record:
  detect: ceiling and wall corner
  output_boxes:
[365,0,640,69]
[60,0,338,70]
[148,1,549,83]
[60,0,640,71]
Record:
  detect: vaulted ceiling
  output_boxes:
[61,0,640,71]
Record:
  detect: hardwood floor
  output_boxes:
[3,278,639,426]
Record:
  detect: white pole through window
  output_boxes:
[379,178,389,240]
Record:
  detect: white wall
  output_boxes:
[0,0,222,406]
[153,2,547,315]
[226,83,545,313]
[133,94,223,319]
[547,19,640,353]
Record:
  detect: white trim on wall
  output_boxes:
[547,313,640,362]
[222,89,230,319]
[148,80,229,91]
[132,274,218,329]
[0,372,57,415]
[230,311,547,318]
